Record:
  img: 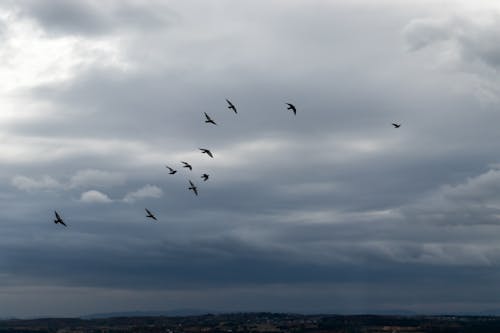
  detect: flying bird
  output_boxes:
[188,180,198,196]
[165,166,177,174]
[286,103,297,115]
[182,161,193,170]
[201,173,209,181]
[54,211,67,227]
[199,148,213,158]
[204,112,217,125]
[392,123,401,128]
[226,99,237,114]
[145,208,157,221]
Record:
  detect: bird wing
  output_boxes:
[145,208,152,215]
[207,150,213,158]
[226,99,237,112]
[166,166,173,171]
[204,112,210,120]
[189,180,195,187]
[60,220,67,227]
[55,211,61,221]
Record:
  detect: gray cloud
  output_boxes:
[404,14,500,69]
[11,175,62,192]
[69,169,125,189]
[401,168,500,227]
[14,0,176,36]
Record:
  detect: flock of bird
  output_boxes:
[52,99,308,226]
[52,99,402,226]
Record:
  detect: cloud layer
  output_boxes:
[1,0,500,317]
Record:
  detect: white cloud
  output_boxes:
[11,175,62,192]
[80,190,113,203]
[123,184,163,203]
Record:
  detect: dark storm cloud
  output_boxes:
[1,215,496,290]
[15,0,176,36]
[400,168,500,227]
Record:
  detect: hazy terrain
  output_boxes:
[3,313,500,333]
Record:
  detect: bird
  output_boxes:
[166,166,177,174]
[204,112,217,125]
[226,99,237,114]
[145,208,157,221]
[54,211,67,227]
[286,103,297,115]
[392,123,401,128]
[188,180,198,196]
[181,161,193,170]
[199,148,213,158]
[201,173,209,181]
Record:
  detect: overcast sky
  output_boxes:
[2,0,500,318]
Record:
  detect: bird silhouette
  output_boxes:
[182,161,193,170]
[204,112,217,125]
[201,173,209,181]
[188,180,198,196]
[392,123,401,128]
[54,211,67,227]
[166,166,177,174]
[286,103,297,115]
[199,148,214,158]
[226,99,237,114]
[145,208,157,221]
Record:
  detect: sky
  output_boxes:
[2,0,500,318]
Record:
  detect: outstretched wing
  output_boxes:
[145,208,157,220]
[226,99,237,113]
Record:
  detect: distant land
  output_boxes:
[81,308,215,319]
[3,313,500,333]
[80,308,500,319]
